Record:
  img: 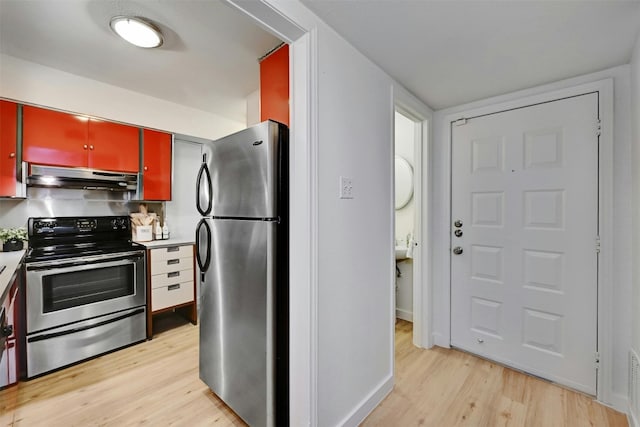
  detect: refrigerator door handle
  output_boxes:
[196,159,213,216]
[196,218,212,273]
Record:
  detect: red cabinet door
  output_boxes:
[22,106,88,167]
[88,119,140,173]
[143,129,171,200]
[0,100,18,196]
[260,44,289,126]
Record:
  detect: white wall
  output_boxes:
[315,25,394,427]
[395,111,415,321]
[432,65,632,410]
[165,139,203,240]
[0,54,245,140]
[246,89,260,126]
[232,1,429,425]
[631,29,640,423]
[165,139,204,310]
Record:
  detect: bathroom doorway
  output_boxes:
[394,106,428,347]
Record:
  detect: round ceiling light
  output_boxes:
[109,16,163,48]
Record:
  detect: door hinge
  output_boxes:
[595,352,600,370]
[596,236,601,253]
[595,119,601,137]
[453,118,467,126]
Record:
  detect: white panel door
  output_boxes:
[450,93,598,394]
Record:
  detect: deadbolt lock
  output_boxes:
[454,230,463,237]
[453,246,463,255]
[454,220,463,228]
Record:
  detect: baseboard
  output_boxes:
[602,392,628,414]
[630,407,639,427]
[432,332,449,348]
[395,308,413,322]
[337,374,393,427]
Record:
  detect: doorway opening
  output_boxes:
[394,111,417,322]
[393,107,427,347]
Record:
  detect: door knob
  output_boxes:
[1,324,13,337]
[454,220,463,228]
[453,246,463,255]
[454,230,463,237]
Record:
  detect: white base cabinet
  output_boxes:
[146,244,197,338]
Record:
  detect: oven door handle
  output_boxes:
[26,251,144,272]
[27,307,145,343]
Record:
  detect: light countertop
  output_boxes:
[0,249,25,302]
[135,237,195,249]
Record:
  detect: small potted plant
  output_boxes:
[0,226,27,252]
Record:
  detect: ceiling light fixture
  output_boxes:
[109,16,163,48]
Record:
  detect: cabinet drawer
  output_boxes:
[151,257,193,275]
[150,245,193,262]
[151,268,194,289]
[151,281,194,311]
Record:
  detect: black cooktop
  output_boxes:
[26,216,143,262]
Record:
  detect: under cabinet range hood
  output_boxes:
[27,164,138,191]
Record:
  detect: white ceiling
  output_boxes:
[0,0,281,124]
[301,1,640,110]
[2,1,639,119]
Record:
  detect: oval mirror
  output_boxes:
[395,155,414,210]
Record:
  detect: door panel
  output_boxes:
[0,101,18,196]
[260,44,289,126]
[22,106,88,167]
[206,121,281,218]
[199,218,276,427]
[142,129,172,200]
[451,93,598,394]
[88,119,139,172]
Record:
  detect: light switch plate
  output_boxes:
[339,176,354,199]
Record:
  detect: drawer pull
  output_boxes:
[167,259,180,265]
[168,284,181,291]
[167,271,181,278]
[167,246,180,252]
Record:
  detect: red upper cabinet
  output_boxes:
[0,100,18,196]
[23,105,140,173]
[88,119,139,173]
[260,44,289,126]
[23,105,88,168]
[142,129,172,201]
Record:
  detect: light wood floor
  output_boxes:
[0,316,628,426]
[364,320,628,427]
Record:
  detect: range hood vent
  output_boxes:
[27,164,138,192]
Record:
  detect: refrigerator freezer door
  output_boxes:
[204,121,283,218]
[199,218,277,427]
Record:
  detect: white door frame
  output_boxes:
[439,79,614,405]
[393,87,433,348]
[223,1,318,425]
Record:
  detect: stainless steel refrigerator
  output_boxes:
[195,120,289,427]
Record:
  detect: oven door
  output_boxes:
[26,251,145,334]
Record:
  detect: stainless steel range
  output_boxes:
[24,216,146,378]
